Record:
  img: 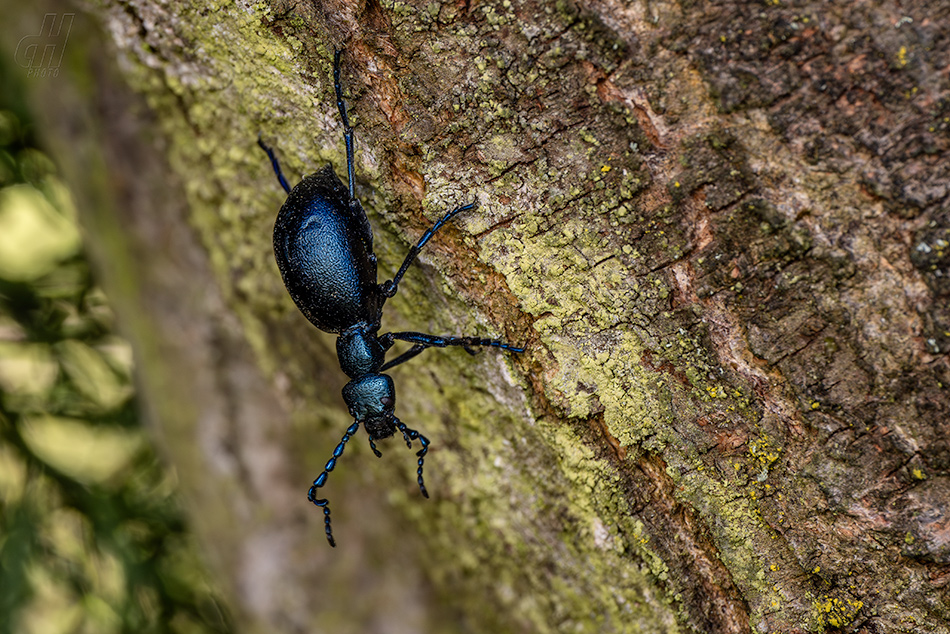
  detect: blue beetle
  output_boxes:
[258,50,524,546]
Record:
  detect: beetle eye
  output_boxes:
[380,396,394,408]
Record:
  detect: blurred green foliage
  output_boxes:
[0,57,231,634]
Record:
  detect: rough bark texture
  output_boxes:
[12,0,950,632]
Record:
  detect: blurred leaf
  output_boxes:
[0,340,58,398]
[20,563,84,634]
[54,339,132,410]
[19,415,144,485]
[0,443,27,503]
[0,184,81,282]
[16,149,57,186]
[0,314,26,340]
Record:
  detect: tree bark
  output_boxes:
[14,0,950,632]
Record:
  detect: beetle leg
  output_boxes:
[257,136,291,194]
[379,332,523,370]
[386,331,525,356]
[333,49,356,200]
[379,344,426,371]
[394,419,430,499]
[380,201,478,298]
[308,421,360,547]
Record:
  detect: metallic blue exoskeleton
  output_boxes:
[258,50,524,547]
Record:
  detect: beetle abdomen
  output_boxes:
[273,166,380,333]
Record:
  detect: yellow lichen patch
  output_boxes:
[896,46,908,68]
[705,384,726,399]
[748,435,781,470]
[810,594,864,629]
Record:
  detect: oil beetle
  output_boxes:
[258,50,524,546]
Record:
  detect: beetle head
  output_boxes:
[341,374,396,439]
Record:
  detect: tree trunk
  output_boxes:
[14,0,950,631]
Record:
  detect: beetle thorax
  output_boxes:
[336,326,385,378]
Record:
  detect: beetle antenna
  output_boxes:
[394,419,430,498]
[308,421,360,547]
